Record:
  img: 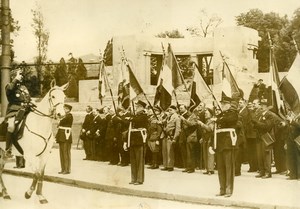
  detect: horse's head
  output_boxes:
[47,86,66,119]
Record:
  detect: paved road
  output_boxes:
[0,175,244,209]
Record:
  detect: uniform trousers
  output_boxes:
[179,141,187,169]
[256,139,272,175]
[59,142,71,173]
[162,138,175,168]
[217,149,235,195]
[130,145,145,183]
[186,141,197,171]
[246,138,258,171]
[286,139,300,179]
[203,140,215,172]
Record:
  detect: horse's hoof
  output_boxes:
[40,199,48,204]
[3,195,11,200]
[25,192,31,199]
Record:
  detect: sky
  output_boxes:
[10,0,300,62]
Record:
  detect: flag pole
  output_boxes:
[102,58,118,115]
[219,51,241,98]
[292,37,300,54]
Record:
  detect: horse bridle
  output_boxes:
[25,88,65,156]
[31,88,64,118]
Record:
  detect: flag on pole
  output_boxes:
[279,53,300,115]
[190,65,213,110]
[154,64,173,111]
[126,62,144,100]
[98,61,109,104]
[267,48,286,117]
[117,62,130,109]
[167,43,186,89]
[221,61,243,101]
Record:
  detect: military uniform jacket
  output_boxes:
[181,112,198,143]
[5,79,31,118]
[164,113,181,141]
[129,111,148,146]
[178,111,191,143]
[56,112,73,143]
[215,108,238,152]
[147,116,163,142]
[90,115,102,141]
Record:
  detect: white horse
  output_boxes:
[0,84,66,204]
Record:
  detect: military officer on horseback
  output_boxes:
[5,69,32,158]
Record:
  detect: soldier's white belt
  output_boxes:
[58,126,72,140]
[58,126,71,130]
[130,128,147,143]
[216,128,237,146]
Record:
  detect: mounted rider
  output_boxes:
[5,69,32,157]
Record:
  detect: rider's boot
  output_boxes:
[14,155,25,168]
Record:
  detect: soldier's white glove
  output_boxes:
[208,146,215,155]
[155,140,159,145]
[123,143,128,151]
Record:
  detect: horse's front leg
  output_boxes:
[0,166,11,200]
[0,152,11,200]
[36,166,48,204]
[25,173,38,199]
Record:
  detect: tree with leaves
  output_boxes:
[186,9,222,37]
[31,3,50,95]
[156,29,184,38]
[236,9,293,72]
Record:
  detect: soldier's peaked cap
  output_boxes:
[135,100,147,108]
[64,104,72,110]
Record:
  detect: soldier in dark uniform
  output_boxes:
[56,104,73,174]
[80,105,93,160]
[5,69,32,160]
[123,100,148,185]
[211,97,238,197]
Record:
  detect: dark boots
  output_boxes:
[5,132,13,158]
[14,156,25,169]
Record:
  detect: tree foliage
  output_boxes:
[186,9,222,37]
[103,39,113,66]
[236,9,296,72]
[156,29,184,38]
[31,3,50,95]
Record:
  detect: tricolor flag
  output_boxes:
[267,48,286,117]
[279,53,300,115]
[117,62,130,109]
[98,61,109,104]
[221,60,243,101]
[153,64,173,111]
[126,61,144,99]
[190,64,213,111]
[166,44,186,89]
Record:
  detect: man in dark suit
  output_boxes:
[252,99,281,179]
[56,104,73,174]
[123,100,148,185]
[212,96,238,198]
[80,105,93,160]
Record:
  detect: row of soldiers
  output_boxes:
[79,95,300,196]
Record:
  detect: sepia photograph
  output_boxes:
[0,0,300,208]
